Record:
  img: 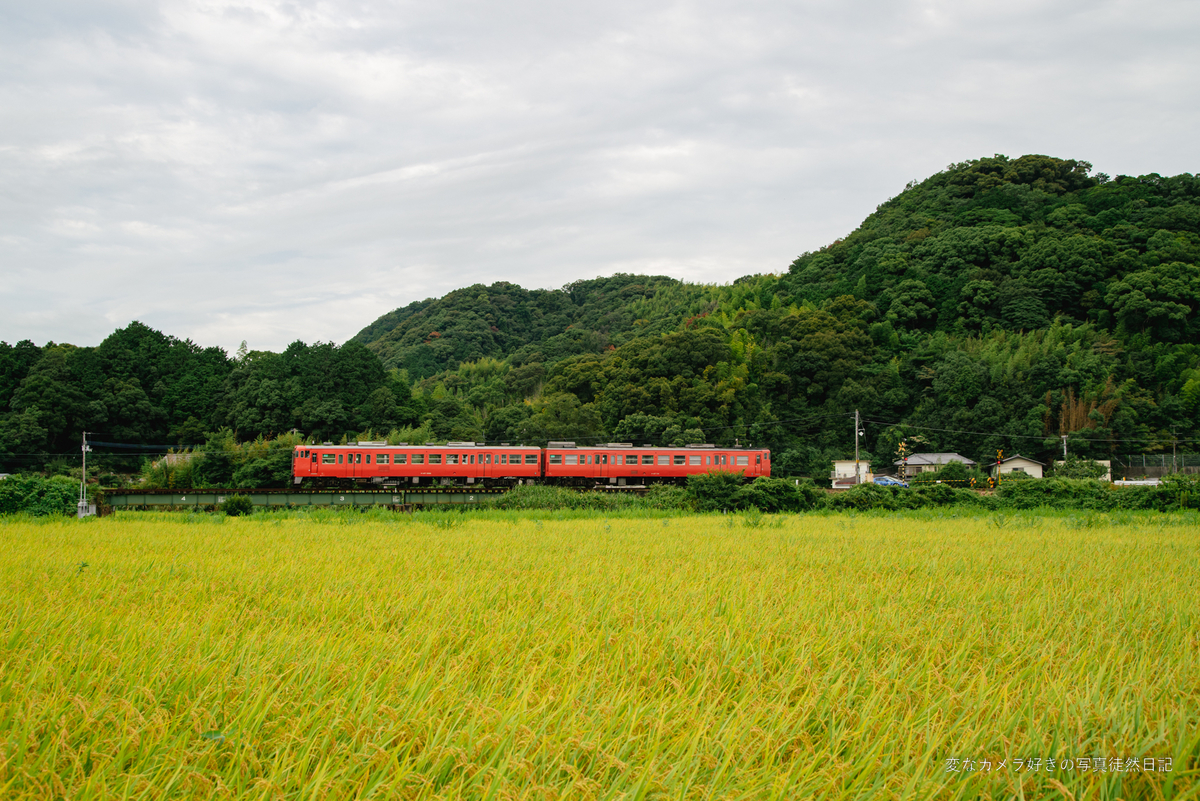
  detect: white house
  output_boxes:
[989,455,1045,478]
[893,453,976,479]
[830,459,873,488]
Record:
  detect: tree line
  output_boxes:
[2,154,1197,485]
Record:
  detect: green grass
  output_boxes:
[1,511,1197,799]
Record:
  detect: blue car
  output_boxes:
[873,475,909,488]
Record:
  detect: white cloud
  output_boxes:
[1,0,1198,353]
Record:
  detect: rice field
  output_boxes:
[1,510,1198,800]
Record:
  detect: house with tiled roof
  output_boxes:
[893,453,976,479]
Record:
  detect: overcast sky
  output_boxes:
[2,0,1198,354]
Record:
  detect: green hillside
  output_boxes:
[4,154,1198,481]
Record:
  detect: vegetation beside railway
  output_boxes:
[3,154,1198,488]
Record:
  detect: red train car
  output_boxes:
[294,442,541,486]
[544,442,769,486]
[294,440,769,487]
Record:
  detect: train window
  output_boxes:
[429,454,442,464]
[599,455,607,465]
[689,455,701,465]
[365,454,372,464]
[657,455,669,465]
[642,455,654,465]
[705,456,711,465]
[322,454,335,464]
[756,455,761,464]
[355,453,362,464]
[565,455,578,465]
[674,455,685,465]
[395,454,407,464]
[377,454,389,465]
[411,454,424,464]
[338,454,344,464]
[311,453,317,462]
[485,454,491,464]
[525,454,538,464]
[736,455,749,465]
[446,454,458,465]
[549,454,562,465]
[499,454,507,464]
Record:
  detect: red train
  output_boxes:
[293,441,770,487]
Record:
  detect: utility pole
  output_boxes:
[854,410,861,484]
[1172,427,1178,474]
[77,431,92,518]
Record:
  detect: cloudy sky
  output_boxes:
[2,0,1198,354]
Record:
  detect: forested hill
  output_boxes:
[350,275,717,380]
[3,154,1199,480]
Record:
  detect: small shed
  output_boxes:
[893,453,976,479]
[989,455,1045,479]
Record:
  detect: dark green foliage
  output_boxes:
[0,475,79,516]
[221,494,254,516]
[352,275,714,379]
[686,471,746,512]
[5,154,1200,486]
[734,476,823,512]
[1050,457,1110,479]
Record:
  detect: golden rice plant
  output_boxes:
[0,510,1197,799]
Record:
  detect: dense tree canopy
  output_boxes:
[4,155,1198,482]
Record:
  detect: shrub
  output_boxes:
[734,477,823,513]
[0,475,81,516]
[686,471,746,512]
[1049,457,1110,480]
[827,482,896,511]
[222,494,254,516]
[642,484,694,511]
